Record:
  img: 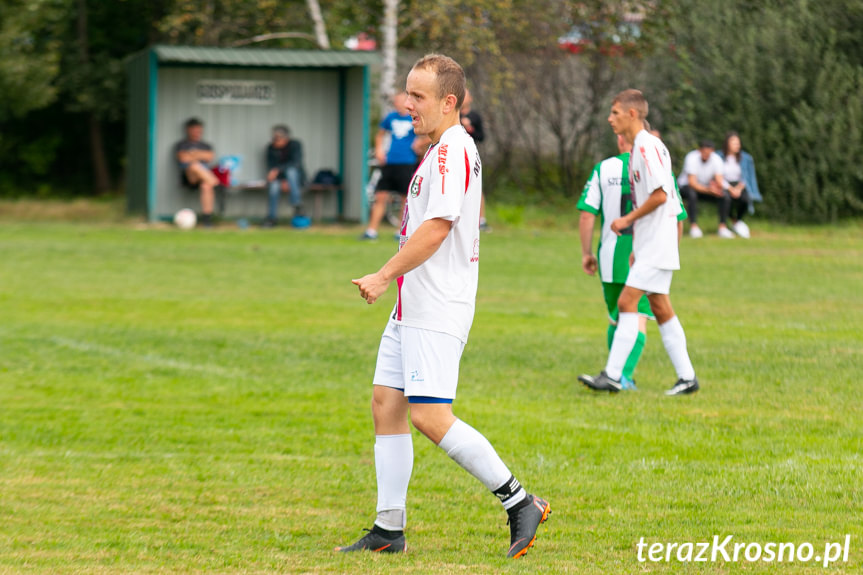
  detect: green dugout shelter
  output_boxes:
[126,45,378,222]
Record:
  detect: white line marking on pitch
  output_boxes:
[50,336,241,378]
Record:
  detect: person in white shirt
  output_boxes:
[579,88,699,397]
[339,54,550,559]
[718,131,754,238]
[678,140,733,238]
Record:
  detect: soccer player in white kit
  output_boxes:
[578,89,699,396]
[338,54,550,558]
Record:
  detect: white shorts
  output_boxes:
[372,320,465,401]
[625,260,674,295]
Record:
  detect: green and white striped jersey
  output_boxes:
[578,153,634,283]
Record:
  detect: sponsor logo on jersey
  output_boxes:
[633,170,641,183]
[438,144,448,175]
[410,175,423,198]
[470,237,480,263]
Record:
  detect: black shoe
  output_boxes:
[665,376,700,396]
[199,213,214,228]
[577,370,623,393]
[506,494,551,559]
[335,525,406,554]
[261,218,277,228]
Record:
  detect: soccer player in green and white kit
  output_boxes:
[579,89,698,396]
[577,133,687,391]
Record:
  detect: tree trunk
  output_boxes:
[77,0,111,193]
[379,0,399,113]
[306,0,330,49]
[89,114,111,194]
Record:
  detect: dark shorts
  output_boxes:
[376,163,417,196]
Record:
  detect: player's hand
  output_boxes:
[610,216,629,235]
[352,272,391,305]
[582,254,597,275]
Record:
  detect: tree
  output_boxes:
[378,0,399,110]
[650,0,863,222]
[0,0,65,122]
[307,0,331,49]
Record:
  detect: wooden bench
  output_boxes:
[214,180,341,222]
[306,182,342,222]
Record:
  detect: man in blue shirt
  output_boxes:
[361,92,427,239]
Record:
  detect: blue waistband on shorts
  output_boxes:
[408,396,453,404]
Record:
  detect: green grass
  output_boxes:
[1,216,862,574]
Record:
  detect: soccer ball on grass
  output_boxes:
[173,208,197,230]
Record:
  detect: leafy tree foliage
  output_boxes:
[648,0,863,222]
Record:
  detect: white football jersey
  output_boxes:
[630,130,682,270]
[392,124,482,342]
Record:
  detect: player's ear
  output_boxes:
[442,94,458,114]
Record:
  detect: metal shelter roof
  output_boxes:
[152,45,379,68]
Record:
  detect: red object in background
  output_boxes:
[558,20,641,57]
[211,166,231,186]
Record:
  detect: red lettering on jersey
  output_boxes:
[438,144,448,175]
[438,144,448,193]
[655,147,664,167]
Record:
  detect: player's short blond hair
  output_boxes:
[613,89,649,120]
[411,54,466,109]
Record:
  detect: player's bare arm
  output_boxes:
[352,217,453,304]
[610,188,667,235]
[375,129,388,165]
[578,211,598,275]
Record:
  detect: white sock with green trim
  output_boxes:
[605,312,638,381]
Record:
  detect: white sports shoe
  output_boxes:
[718,226,735,239]
[732,220,751,239]
[689,226,703,239]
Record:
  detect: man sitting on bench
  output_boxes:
[264,124,305,228]
[175,117,218,227]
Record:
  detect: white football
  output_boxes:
[174,208,197,230]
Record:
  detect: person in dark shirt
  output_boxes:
[175,117,219,226]
[264,124,304,227]
[460,89,485,144]
[460,90,490,230]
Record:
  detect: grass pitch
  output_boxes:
[0,216,861,574]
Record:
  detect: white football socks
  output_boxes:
[605,312,639,381]
[659,315,696,381]
[374,434,413,531]
[438,419,526,510]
